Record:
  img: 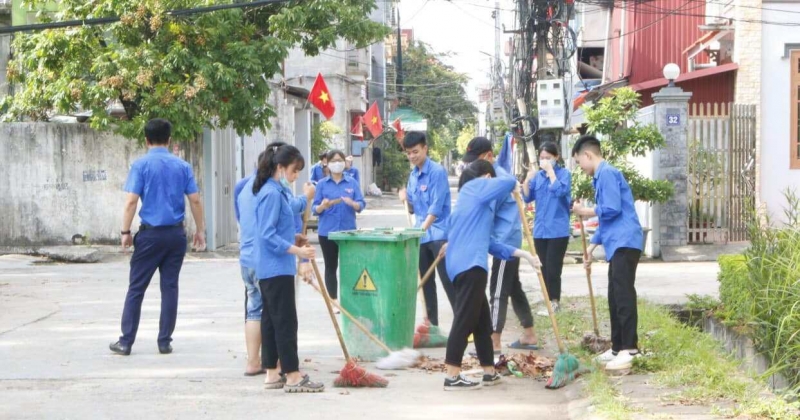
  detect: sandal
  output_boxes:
[507,340,540,350]
[284,375,325,393]
[244,368,267,377]
[264,378,284,390]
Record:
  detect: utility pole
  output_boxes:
[494,2,511,130]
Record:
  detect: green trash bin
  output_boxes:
[329,227,423,361]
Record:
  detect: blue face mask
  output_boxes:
[279,170,291,189]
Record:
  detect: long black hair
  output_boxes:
[253,142,306,194]
[458,160,496,191]
[326,149,346,162]
[539,141,562,166]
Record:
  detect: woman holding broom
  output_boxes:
[253,143,324,393]
[313,149,366,311]
[439,160,541,391]
[522,141,572,315]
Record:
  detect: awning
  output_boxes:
[683,28,733,61]
[572,79,629,111]
[388,106,428,132]
[627,62,738,92]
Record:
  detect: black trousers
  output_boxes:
[445,267,494,368]
[608,248,641,352]
[119,227,186,347]
[318,236,340,299]
[259,276,300,373]
[419,240,455,326]
[533,237,570,301]
[489,257,534,333]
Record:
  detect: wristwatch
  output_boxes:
[121,230,131,235]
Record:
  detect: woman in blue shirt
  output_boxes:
[522,142,572,315]
[313,150,366,308]
[439,160,540,391]
[253,143,323,393]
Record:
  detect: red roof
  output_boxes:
[628,62,738,92]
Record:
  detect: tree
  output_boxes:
[311,120,342,160]
[399,41,477,160]
[1,0,388,141]
[572,87,674,204]
[455,123,475,157]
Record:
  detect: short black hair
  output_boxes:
[539,141,560,157]
[571,135,602,157]
[318,151,328,160]
[403,131,427,149]
[144,118,172,145]
[458,159,496,190]
[327,149,346,162]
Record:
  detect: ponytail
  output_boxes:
[253,142,306,194]
[457,160,496,191]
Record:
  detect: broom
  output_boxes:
[310,259,388,388]
[403,198,447,348]
[513,191,581,389]
[305,280,422,370]
[578,217,612,354]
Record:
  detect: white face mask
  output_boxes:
[329,161,345,174]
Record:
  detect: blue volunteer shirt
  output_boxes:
[590,161,643,261]
[407,158,451,244]
[235,176,258,269]
[446,176,517,281]
[491,164,523,252]
[124,147,199,227]
[345,167,360,185]
[310,163,326,183]
[524,165,572,239]
[312,175,366,237]
[254,178,307,280]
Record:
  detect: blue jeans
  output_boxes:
[241,265,262,321]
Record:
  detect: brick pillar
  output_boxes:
[652,87,692,248]
[734,0,762,207]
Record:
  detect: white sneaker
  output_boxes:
[605,351,640,372]
[594,349,617,365]
[536,301,560,317]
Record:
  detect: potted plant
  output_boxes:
[572,87,675,254]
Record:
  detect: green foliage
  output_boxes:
[376,136,410,191]
[311,120,341,159]
[573,87,674,203]
[455,123,475,157]
[2,0,388,141]
[399,41,476,161]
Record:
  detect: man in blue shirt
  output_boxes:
[344,155,361,185]
[462,137,537,353]
[572,135,643,374]
[399,132,454,331]
[310,151,329,184]
[110,119,206,356]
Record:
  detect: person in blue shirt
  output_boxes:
[399,132,454,332]
[438,160,540,391]
[522,141,573,316]
[310,151,329,184]
[462,137,538,353]
[234,149,314,376]
[571,135,643,374]
[344,155,361,185]
[252,143,323,393]
[313,149,366,307]
[110,118,206,357]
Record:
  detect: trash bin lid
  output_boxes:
[328,227,424,242]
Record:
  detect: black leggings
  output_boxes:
[445,267,494,368]
[318,236,339,299]
[533,237,569,301]
[259,276,299,374]
[419,240,455,326]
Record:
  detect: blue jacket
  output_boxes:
[124,147,198,226]
[590,161,643,260]
[407,158,451,244]
[524,165,572,239]
[491,164,523,252]
[310,163,326,183]
[254,178,307,279]
[312,175,366,236]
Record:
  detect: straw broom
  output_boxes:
[578,217,612,353]
[310,259,388,387]
[513,191,580,389]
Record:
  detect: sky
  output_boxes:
[397,0,517,104]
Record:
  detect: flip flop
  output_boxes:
[468,350,501,357]
[244,368,267,377]
[507,340,540,350]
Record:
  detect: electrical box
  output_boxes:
[536,80,565,129]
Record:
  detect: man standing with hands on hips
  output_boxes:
[110,118,206,356]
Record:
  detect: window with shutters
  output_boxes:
[792,50,800,169]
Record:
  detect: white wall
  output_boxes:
[761,4,800,224]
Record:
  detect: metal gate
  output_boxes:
[687,103,756,244]
[210,125,238,249]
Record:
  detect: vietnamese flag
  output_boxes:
[363,101,383,138]
[392,118,404,144]
[351,116,363,138]
[308,73,335,120]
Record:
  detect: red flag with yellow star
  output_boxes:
[308,73,335,120]
[363,101,383,138]
[392,118,404,142]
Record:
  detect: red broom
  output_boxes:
[310,260,388,388]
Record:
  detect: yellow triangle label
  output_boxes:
[354,269,377,292]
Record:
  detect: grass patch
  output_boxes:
[534,296,799,419]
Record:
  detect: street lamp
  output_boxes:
[663,63,680,87]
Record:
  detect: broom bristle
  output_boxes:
[545,353,581,390]
[334,360,389,388]
[376,348,422,370]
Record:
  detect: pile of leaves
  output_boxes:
[413,352,554,379]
